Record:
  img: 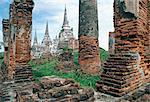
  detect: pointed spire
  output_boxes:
[55,35,57,39]
[42,21,52,46]
[33,29,38,45]
[45,21,49,36]
[62,5,69,28]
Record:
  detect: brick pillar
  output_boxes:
[147,0,150,71]
[96,0,150,96]
[3,0,34,80]
[2,19,9,65]
[11,0,34,65]
[78,0,100,74]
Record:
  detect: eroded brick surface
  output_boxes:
[57,50,75,73]
[2,19,9,65]
[32,77,95,102]
[97,0,150,97]
[79,0,100,75]
[79,35,100,74]
[1,77,95,102]
[2,0,34,80]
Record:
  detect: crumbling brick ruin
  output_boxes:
[2,19,9,66]
[2,0,34,81]
[1,0,34,101]
[97,0,150,97]
[78,0,100,75]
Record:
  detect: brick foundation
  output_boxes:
[97,0,150,96]
[79,35,100,74]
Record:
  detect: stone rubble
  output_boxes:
[31,76,95,102]
[0,76,95,102]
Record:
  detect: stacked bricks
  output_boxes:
[145,0,150,74]
[2,19,9,65]
[12,0,34,65]
[32,76,95,102]
[97,52,143,97]
[78,0,100,75]
[1,76,95,102]
[97,0,150,96]
[2,0,34,80]
[57,49,74,73]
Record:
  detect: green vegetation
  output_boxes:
[31,48,109,89]
[99,48,109,63]
[73,51,79,66]
[31,59,99,89]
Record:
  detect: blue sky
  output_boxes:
[0,0,114,51]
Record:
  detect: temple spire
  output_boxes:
[62,5,69,28]
[33,29,38,45]
[45,21,49,36]
[42,21,51,47]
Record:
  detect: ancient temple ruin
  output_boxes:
[78,0,100,74]
[2,19,9,66]
[51,36,59,56]
[41,22,52,57]
[31,30,42,59]
[97,0,150,96]
[58,6,78,51]
[31,22,52,59]
[2,0,34,81]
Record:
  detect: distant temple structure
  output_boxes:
[41,22,52,57]
[31,30,42,59]
[51,36,59,56]
[31,6,79,59]
[58,6,78,51]
[31,22,52,59]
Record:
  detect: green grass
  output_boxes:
[73,51,79,66]
[30,48,108,89]
[99,48,109,63]
[31,58,100,89]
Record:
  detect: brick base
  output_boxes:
[79,35,100,75]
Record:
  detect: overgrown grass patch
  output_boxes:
[31,58,100,89]
[30,48,108,89]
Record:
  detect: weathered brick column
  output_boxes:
[2,19,9,65]
[2,0,34,80]
[78,0,100,74]
[147,0,150,72]
[96,0,150,96]
[12,0,34,65]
